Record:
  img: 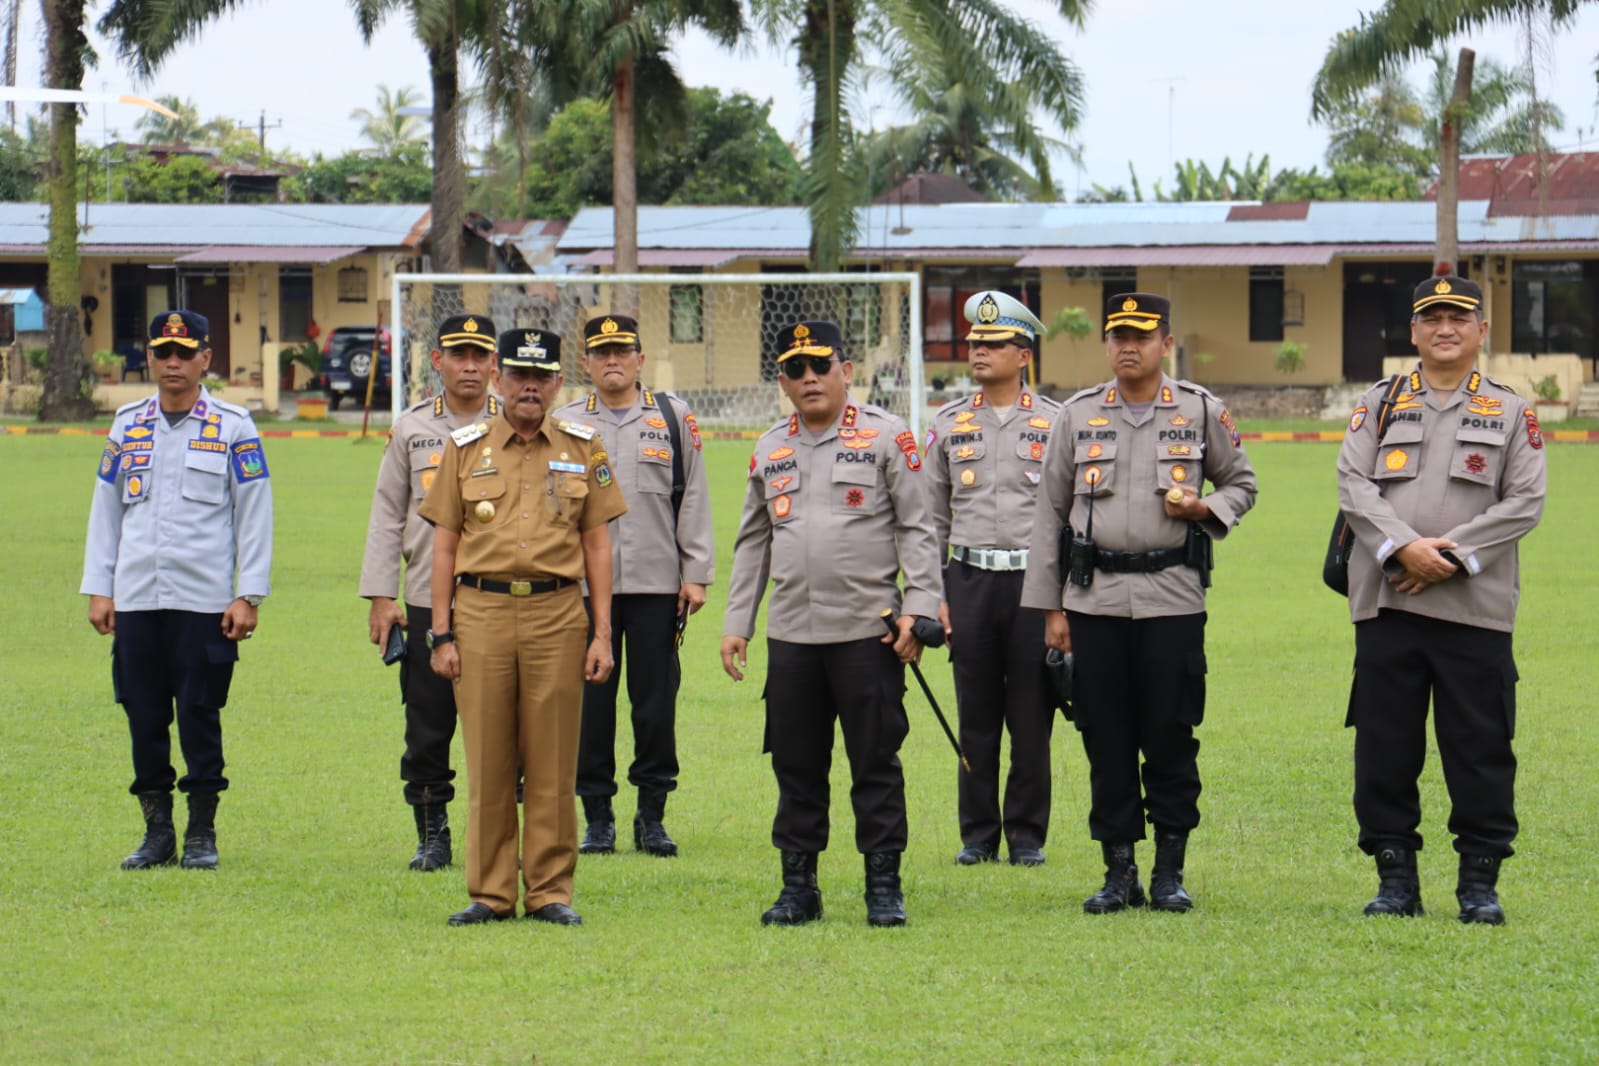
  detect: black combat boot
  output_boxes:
[1364,844,1424,916]
[864,852,908,927]
[1456,854,1506,926]
[1149,829,1194,913]
[408,802,452,871]
[180,792,220,870]
[121,792,178,870]
[634,790,678,857]
[579,796,616,855]
[761,851,823,926]
[1083,842,1147,914]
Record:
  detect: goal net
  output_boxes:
[389,272,925,438]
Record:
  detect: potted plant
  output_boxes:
[278,341,321,392]
[1274,340,1306,375]
[90,349,122,382]
[1531,374,1568,423]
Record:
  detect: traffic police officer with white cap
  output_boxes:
[1337,274,1546,924]
[553,313,714,858]
[359,313,499,871]
[82,309,273,872]
[1022,293,1257,914]
[419,326,627,927]
[925,291,1060,867]
[722,320,944,927]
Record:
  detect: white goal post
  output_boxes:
[389,271,926,439]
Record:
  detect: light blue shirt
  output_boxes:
[80,388,274,613]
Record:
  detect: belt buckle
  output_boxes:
[509,580,533,596]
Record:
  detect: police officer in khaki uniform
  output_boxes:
[1337,275,1546,925]
[418,327,627,927]
[1021,293,1257,915]
[553,313,714,857]
[925,291,1061,867]
[721,320,943,927]
[360,313,499,872]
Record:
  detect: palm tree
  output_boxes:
[1321,73,1432,173]
[1420,49,1564,154]
[135,95,213,144]
[351,84,428,154]
[755,0,1089,270]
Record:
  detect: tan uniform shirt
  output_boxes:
[417,411,627,580]
[1021,376,1258,618]
[552,388,714,593]
[724,403,944,644]
[359,393,500,607]
[1337,365,1546,633]
[924,387,1062,557]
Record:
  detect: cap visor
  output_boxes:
[150,337,200,349]
[965,326,1027,342]
[1412,295,1480,313]
[585,334,639,350]
[1104,316,1161,332]
[778,344,836,359]
[500,357,561,372]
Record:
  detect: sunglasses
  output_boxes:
[150,345,201,361]
[780,355,838,380]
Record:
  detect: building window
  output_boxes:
[337,265,369,303]
[669,275,703,343]
[924,267,1043,362]
[1511,259,1597,361]
[1249,269,1285,342]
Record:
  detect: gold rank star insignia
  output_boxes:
[475,500,496,521]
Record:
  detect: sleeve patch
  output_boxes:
[895,430,922,471]
[1525,409,1544,450]
[684,411,703,451]
[231,438,270,482]
[97,440,120,483]
[1348,406,1368,434]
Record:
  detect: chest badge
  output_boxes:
[1385,449,1409,472]
[474,500,496,522]
[773,494,792,518]
[960,469,976,486]
[1171,465,1188,482]
[1030,442,1044,460]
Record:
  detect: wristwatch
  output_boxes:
[426,630,454,649]
[241,595,264,607]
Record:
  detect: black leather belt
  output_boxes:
[458,574,572,596]
[1093,548,1187,574]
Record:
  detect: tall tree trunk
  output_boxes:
[611,54,639,317]
[1435,48,1474,277]
[40,0,92,422]
[427,31,463,275]
[800,0,857,272]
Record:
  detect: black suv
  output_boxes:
[319,326,392,410]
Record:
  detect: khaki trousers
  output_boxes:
[453,583,586,914]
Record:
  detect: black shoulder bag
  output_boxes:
[1323,375,1406,595]
[655,391,687,519]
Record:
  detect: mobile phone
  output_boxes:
[383,624,406,666]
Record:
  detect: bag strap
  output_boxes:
[655,391,686,519]
[1372,373,1407,443]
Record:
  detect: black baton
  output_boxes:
[880,609,971,774]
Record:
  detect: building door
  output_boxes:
[1342,282,1388,383]
[184,272,231,377]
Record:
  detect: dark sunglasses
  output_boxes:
[780,355,838,379]
[150,345,201,361]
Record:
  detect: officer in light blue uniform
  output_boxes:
[81,310,274,872]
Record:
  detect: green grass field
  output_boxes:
[2,431,1597,1064]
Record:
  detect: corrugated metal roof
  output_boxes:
[560,200,1599,258]
[1018,244,1338,267]
[0,203,429,252]
[0,287,40,303]
[571,248,788,268]
[175,245,364,264]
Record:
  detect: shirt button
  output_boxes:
[522,513,530,519]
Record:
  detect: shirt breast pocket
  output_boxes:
[636,442,673,495]
[831,460,883,516]
[411,452,441,499]
[181,450,230,504]
[1451,427,1507,488]
[1372,421,1424,482]
[764,469,800,525]
[1073,440,1117,497]
[466,475,508,525]
[1157,445,1201,494]
[1014,436,1048,466]
[550,472,588,525]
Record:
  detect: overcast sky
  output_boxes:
[18,0,1599,200]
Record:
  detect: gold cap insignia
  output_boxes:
[1122,298,1138,312]
[977,295,1000,324]
[166,312,183,329]
[525,332,537,347]
[1434,280,1451,295]
[600,318,618,334]
[463,318,479,333]
[793,324,810,340]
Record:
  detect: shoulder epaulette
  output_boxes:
[450,421,489,447]
[1175,380,1221,402]
[559,419,597,441]
[936,395,975,419]
[1062,383,1109,407]
[1480,373,1520,397]
[1033,392,1063,410]
[487,395,499,415]
[113,397,146,415]
[411,396,438,416]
